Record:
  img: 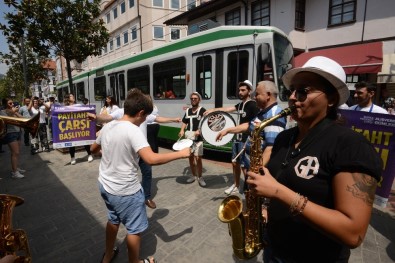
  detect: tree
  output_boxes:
[0,38,49,97]
[3,0,109,91]
[0,2,49,96]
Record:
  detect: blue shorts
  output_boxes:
[1,132,21,145]
[99,183,148,235]
[232,141,245,165]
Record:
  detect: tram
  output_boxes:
[56,26,294,151]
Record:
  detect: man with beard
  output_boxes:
[349,81,388,114]
[216,81,286,171]
[179,92,207,187]
[204,80,259,194]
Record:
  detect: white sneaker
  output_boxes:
[88,155,93,163]
[11,171,24,179]
[186,176,196,183]
[70,158,76,165]
[225,184,239,195]
[17,168,26,174]
[198,177,206,187]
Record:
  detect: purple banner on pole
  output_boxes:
[338,109,395,207]
[51,105,96,149]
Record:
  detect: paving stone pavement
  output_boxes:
[0,144,394,263]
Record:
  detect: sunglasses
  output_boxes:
[8,102,14,105]
[284,87,322,102]
[190,97,199,101]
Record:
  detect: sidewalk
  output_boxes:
[0,145,394,263]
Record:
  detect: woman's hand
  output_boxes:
[246,167,281,198]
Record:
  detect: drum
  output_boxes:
[199,111,236,146]
[172,138,194,151]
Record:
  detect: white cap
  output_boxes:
[282,56,349,106]
[238,80,253,90]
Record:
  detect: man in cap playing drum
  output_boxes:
[204,80,259,195]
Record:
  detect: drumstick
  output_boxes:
[231,148,245,162]
[231,137,250,162]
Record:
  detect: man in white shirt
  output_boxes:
[348,81,388,114]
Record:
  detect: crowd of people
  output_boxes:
[0,55,390,263]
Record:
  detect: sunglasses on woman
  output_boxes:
[284,87,322,102]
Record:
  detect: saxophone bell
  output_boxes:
[218,106,295,260]
[0,194,32,262]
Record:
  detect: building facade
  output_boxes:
[31,60,57,99]
[165,0,395,105]
[80,0,195,72]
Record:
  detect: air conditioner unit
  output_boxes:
[188,19,220,35]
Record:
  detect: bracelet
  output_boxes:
[292,196,308,216]
[289,193,300,214]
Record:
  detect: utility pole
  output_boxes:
[20,34,29,97]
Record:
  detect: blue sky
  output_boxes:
[0,2,13,75]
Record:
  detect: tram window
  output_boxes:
[196,56,212,99]
[273,33,294,102]
[94,76,106,101]
[227,50,249,99]
[127,66,150,94]
[153,57,186,99]
[75,82,85,102]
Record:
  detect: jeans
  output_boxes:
[139,158,152,200]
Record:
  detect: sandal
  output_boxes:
[142,256,156,263]
[100,247,119,263]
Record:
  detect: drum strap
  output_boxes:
[185,107,202,131]
[236,99,251,141]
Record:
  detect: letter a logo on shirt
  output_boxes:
[294,156,319,179]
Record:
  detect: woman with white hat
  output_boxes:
[247,56,382,262]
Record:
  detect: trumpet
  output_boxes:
[0,114,40,139]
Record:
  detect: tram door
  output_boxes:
[109,72,126,106]
[192,51,216,106]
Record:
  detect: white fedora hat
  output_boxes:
[282,56,349,106]
[239,80,253,90]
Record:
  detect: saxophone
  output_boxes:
[0,194,32,263]
[218,106,295,259]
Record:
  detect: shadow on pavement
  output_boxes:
[0,147,106,262]
[370,208,395,261]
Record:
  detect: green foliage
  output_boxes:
[2,0,109,89]
[0,67,26,102]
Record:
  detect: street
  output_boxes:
[0,145,394,263]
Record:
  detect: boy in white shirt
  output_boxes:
[91,89,190,263]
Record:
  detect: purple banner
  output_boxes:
[338,109,395,207]
[51,105,96,149]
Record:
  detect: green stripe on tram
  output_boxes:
[58,28,271,86]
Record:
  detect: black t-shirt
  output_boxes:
[266,118,382,263]
[234,100,259,141]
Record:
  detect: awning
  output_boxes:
[294,42,383,74]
